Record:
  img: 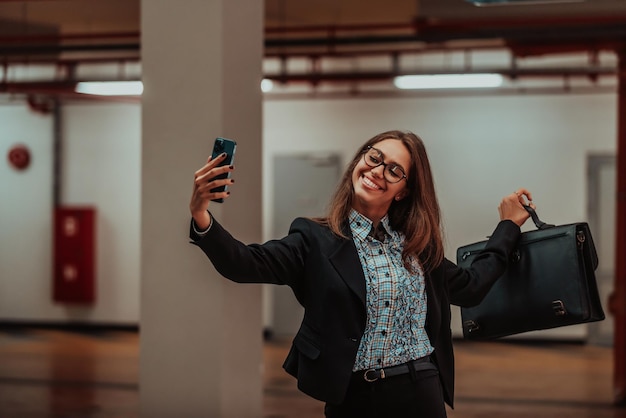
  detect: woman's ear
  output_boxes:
[395,191,408,201]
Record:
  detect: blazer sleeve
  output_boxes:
[189,216,310,289]
[445,219,521,307]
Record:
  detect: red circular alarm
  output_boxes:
[7,144,31,171]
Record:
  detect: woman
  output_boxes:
[189,130,533,417]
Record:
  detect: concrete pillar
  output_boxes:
[140,1,264,416]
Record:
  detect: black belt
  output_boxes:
[361,356,437,382]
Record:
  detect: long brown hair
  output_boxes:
[317,130,444,273]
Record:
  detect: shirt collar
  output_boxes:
[348,209,392,242]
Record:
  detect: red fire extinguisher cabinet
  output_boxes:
[53,207,96,304]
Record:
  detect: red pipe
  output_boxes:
[263,68,615,84]
[0,82,140,102]
[0,31,140,44]
[508,41,622,57]
[413,15,626,32]
[1,56,141,65]
[266,22,416,35]
[265,15,626,36]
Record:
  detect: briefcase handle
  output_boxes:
[523,205,555,230]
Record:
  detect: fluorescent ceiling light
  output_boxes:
[394,74,503,89]
[75,81,143,96]
[261,78,274,92]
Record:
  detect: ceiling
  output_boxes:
[1,0,626,32]
[1,0,626,99]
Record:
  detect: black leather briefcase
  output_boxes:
[457,207,605,340]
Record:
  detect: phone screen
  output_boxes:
[210,137,237,203]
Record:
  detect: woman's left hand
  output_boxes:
[498,188,535,227]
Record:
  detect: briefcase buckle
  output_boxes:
[552,300,567,316]
[464,320,480,333]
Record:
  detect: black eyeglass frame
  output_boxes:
[362,146,408,184]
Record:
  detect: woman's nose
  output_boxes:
[370,164,385,178]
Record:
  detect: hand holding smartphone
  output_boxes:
[209,137,237,203]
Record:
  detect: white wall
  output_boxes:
[0,102,140,324]
[0,90,617,332]
[262,93,617,339]
[263,93,616,251]
[62,103,141,323]
[0,104,54,320]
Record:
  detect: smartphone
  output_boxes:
[209,137,237,203]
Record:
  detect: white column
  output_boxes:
[140,1,263,416]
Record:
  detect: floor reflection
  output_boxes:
[0,327,624,418]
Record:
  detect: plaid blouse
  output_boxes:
[349,210,433,371]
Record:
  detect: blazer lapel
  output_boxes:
[329,237,367,309]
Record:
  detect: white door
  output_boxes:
[587,154,616,346]
[269,153,341,337]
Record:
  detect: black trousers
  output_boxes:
[324,368,448,418]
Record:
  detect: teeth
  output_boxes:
[362,176,381,190]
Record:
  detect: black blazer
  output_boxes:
[191,217,520,407]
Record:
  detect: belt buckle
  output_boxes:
[363,369,378,382]
[363,368,385,382]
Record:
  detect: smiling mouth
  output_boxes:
[362,175,383,191]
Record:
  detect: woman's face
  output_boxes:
[351,138,410,220]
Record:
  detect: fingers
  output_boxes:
[513,188,533,205]
[189,177,233,217]
[194,154,235,187]
[190,154,235,216]
[195,165,234,188]
[194,174,235,200]
[194,153,230,181]
[499,188,535,227]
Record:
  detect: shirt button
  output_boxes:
[385,272,390,277]
[381,330,387,336]
[377,358,382,364]
[378,249,383,255]
[356,222,361,227]
[385,301,390,307]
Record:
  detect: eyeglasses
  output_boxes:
[362,146,407,184]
